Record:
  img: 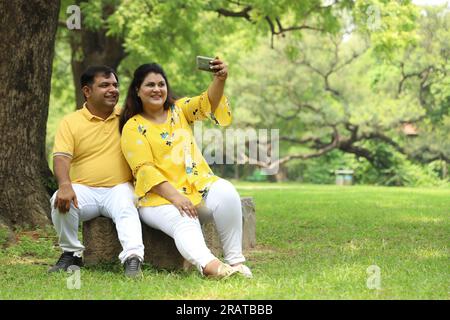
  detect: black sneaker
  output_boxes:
[48,251,83,273]
[124,255,142,278]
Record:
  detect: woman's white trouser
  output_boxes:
[51,182,144,264]
[139,179,245,273]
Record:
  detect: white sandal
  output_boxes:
[232,264,253,278]
[208,262,238,280]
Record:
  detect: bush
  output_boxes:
[286,150,356,184]
[353,148,445,187]
[285,146,446,187]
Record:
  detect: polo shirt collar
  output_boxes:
[81,102,121,121]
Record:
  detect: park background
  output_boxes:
[0,0,448,299]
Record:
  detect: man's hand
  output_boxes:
[54,183,78,213]
[53,155,76,213]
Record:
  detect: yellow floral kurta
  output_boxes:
[121,91,231,207]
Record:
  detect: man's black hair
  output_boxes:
[80,65,119,88]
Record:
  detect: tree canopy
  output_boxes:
[48,0,449,186]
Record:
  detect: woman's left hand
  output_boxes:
[210,57,228,81]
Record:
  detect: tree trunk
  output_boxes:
[234,165,240,180]
[268,164,288,182]
[442,159,448,180]
[70,0,126,108]
[0,1,60,230]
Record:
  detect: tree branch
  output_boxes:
[363,132,405,154]
[276,130,339,166]
[216,6,252,21]
[398,63,434,95]
[280,136,321,145]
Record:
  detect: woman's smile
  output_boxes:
[138,72,168,108]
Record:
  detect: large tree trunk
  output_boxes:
[70,0,126,108]
[0,1,60,230]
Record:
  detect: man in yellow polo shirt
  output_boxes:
[48,65,144,278]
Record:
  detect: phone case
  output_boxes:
[196,56,214,72]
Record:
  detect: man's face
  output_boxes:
[83,73,119,109]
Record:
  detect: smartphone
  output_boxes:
[196,56,215,72]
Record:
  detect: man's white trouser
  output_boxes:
[139,179,245,273]
[51,182,144,264]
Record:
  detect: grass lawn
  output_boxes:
[0,183,448,300]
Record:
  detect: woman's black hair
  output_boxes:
[119,63,175,133]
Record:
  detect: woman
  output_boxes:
[119,60,252,279]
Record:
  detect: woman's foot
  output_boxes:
[230,263,253,278]
[203,259,238,279]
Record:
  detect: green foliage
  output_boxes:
[382,6,450,162]
[0,226,10,247]
[104,0,253,96]
[48,0,449,185]
[353,152,445,187]
[284,144,446,187]
[245,169,268,182]
[353,0,420,58]
[47,27,76,167]
[226,4,448,186]
[286,150,355,184]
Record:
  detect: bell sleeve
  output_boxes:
[177,91,232,127]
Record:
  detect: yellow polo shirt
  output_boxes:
[53,104,132,187]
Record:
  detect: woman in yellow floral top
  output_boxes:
[119,61,251,279]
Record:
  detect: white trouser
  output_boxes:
[139,179,245,273]
[50,182,144,264]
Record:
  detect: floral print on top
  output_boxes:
[121,91,231,207]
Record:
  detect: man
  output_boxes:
[48,65,144,278]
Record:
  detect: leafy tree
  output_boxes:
[225,1,448,183]
[56,0,358,106]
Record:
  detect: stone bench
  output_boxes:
[82,197,256,271]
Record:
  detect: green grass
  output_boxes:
[0,183,448,299]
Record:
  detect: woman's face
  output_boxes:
[138,72,168,108]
